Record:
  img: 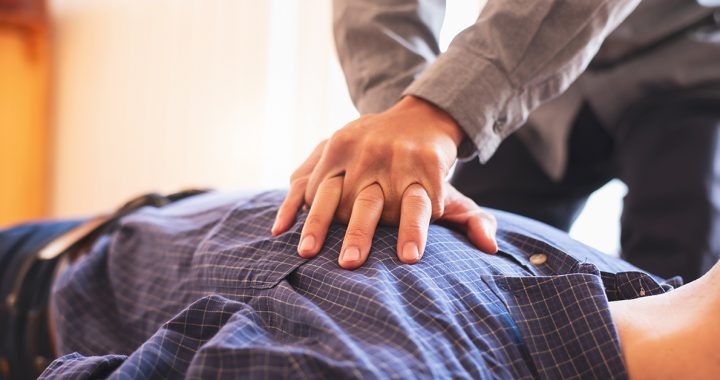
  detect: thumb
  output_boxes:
[437,183,498,254]
[465,212,498,254]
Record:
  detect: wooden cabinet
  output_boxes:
[0,0,49,226]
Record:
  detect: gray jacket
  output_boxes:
[334,0,720,180]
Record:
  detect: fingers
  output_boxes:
[396,184,432,264]
[272,179,306,236]
[305,135,346,207]
[273,140,327,236]
[339,183,384,270]
[465,212,498,254]
[437,184,498,254]
[298,176,343,258]
[416,147,448,221]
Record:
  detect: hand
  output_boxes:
[272,94,497,268]
[435,183,498,255]
[271,139,326,236]
[307,95,465,224]
[282,179,497,269]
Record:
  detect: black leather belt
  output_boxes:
[0,189,208,380]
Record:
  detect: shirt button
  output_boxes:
[493,117,506,133]
[529,253,547,265]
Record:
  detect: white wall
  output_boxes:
[49,0,357,216]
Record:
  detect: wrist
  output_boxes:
[394,95,466,147]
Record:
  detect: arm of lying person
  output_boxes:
[28,189,715,379]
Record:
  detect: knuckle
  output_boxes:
[403,189,429,206]
[402,220,426,235]
[350,115,371,128]
[362,141,389,162]
[356,151,377,169]
[355,197,382,213]
[405,183,427,196]
[372,138,392,152]
[404,197,430,214]
[317,182,341,199]
[395,143,422,163]
[330,128,346,142]
[333,126,359,147]
[420,145,442,162]
[345,227,369,241]
[394,140,419,155]
[289,171,302,182]
[304,214,326,230]
[356,188,384,206]
[324,175,344,188]
[290,175,309,188]
[327,131,349,155]
[424,149,451,175]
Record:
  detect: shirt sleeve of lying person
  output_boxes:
[43,191,680,380]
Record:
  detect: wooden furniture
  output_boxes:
[0,0,49,226]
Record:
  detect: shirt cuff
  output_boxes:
[402,47,519,163]
[485,271,628,379]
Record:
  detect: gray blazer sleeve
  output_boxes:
[334,0,640,162]
[333,0,446,114]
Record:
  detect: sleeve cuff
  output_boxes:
[402,47,521,163]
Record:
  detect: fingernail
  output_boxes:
[299,235,315,254]
[271,219,280,235]
[402,242,419,263]
[481,219,498,252]
[342,246,361,262]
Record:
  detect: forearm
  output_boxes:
[333,0,445,114]
[609,264,720,380]
[404,0,641,162]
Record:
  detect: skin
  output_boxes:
[272,95,498,268]
[609,261,720,379]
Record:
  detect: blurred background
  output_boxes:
[0,0,625,254]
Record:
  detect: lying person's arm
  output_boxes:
[34,189,717,379]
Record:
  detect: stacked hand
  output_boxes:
[272,96,498,269]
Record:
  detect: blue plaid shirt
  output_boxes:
[42,191,680,379]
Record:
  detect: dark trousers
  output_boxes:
[0,221,83,380]
[452,89,720,282]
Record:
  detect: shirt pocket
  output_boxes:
[482,273,628,380]
[192,202,310,291]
